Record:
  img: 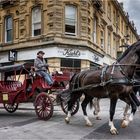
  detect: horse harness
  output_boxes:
[100,62,135,87]
[69,63,140,93]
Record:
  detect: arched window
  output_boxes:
[5,16,12,42]
[32,7,41,36]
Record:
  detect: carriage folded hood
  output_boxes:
[0,64,24,73]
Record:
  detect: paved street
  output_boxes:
[0,99,139,140]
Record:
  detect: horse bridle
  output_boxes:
[111,61,139,83]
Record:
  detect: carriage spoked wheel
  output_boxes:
[3,103,19,113]
[60,99,79,116]
[34,92,53,120]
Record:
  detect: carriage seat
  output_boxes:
[0,81,22,92]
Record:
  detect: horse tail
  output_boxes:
[59,73,81,102]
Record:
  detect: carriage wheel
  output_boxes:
[3,103,18,113]
[34,92,53,120]
[60,99,79,116]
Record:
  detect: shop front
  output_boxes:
[0,45,110,74]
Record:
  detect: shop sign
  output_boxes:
[8,50,17,61]
[92,54,99,63]
[62,48,81,57]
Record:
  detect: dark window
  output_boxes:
[34,29,41,36]
[61,58,81,73]
[65,25,75,34]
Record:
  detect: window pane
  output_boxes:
[65,5,76,20]
[32,7,41,36]
[5,16,12,42]
[34,29,41,36]
[65,25,75,34]
[65,18,75,25]
[65,5,77,35]
[32,7,41,23]
[7,30,12,42]
[34,23,41,30]
[6,17,12,29]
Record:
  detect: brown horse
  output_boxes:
[64,41,140,135]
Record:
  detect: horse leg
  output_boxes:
[93,98,101,120]
[65,93,81,124]
[109,98,118,135]
[123,104,130,120]
[121,95,137,128]
[81,94,93,126]
[65,100,72,124]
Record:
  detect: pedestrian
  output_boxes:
[34,51,54,86]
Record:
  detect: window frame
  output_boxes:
[64,5,77,36]
[31,6,42,37]
[108,31,111,54]
[93,17,97,43]
[5,15,13,43]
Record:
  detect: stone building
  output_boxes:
[0,0,138,72]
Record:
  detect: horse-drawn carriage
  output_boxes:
[0,63,79,120]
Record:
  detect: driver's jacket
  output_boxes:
[34,57,48,72]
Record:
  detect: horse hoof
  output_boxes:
[65,118,70,124]
[110,129,118,135]
[121,120,129,128]
[86,122,93,127]
[96,116,101,120]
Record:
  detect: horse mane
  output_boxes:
[117,46,130,61]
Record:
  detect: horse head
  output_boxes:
[118,40,140,78]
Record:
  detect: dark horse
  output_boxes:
[64,41,140,135]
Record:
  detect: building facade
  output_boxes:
[0,0,139,72]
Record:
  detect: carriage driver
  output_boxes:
[34,51,54,86]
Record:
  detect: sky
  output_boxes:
[118,0,140,35]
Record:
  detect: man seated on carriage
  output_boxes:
[34,51,54,86]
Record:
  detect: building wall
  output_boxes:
[0,0,138,71]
